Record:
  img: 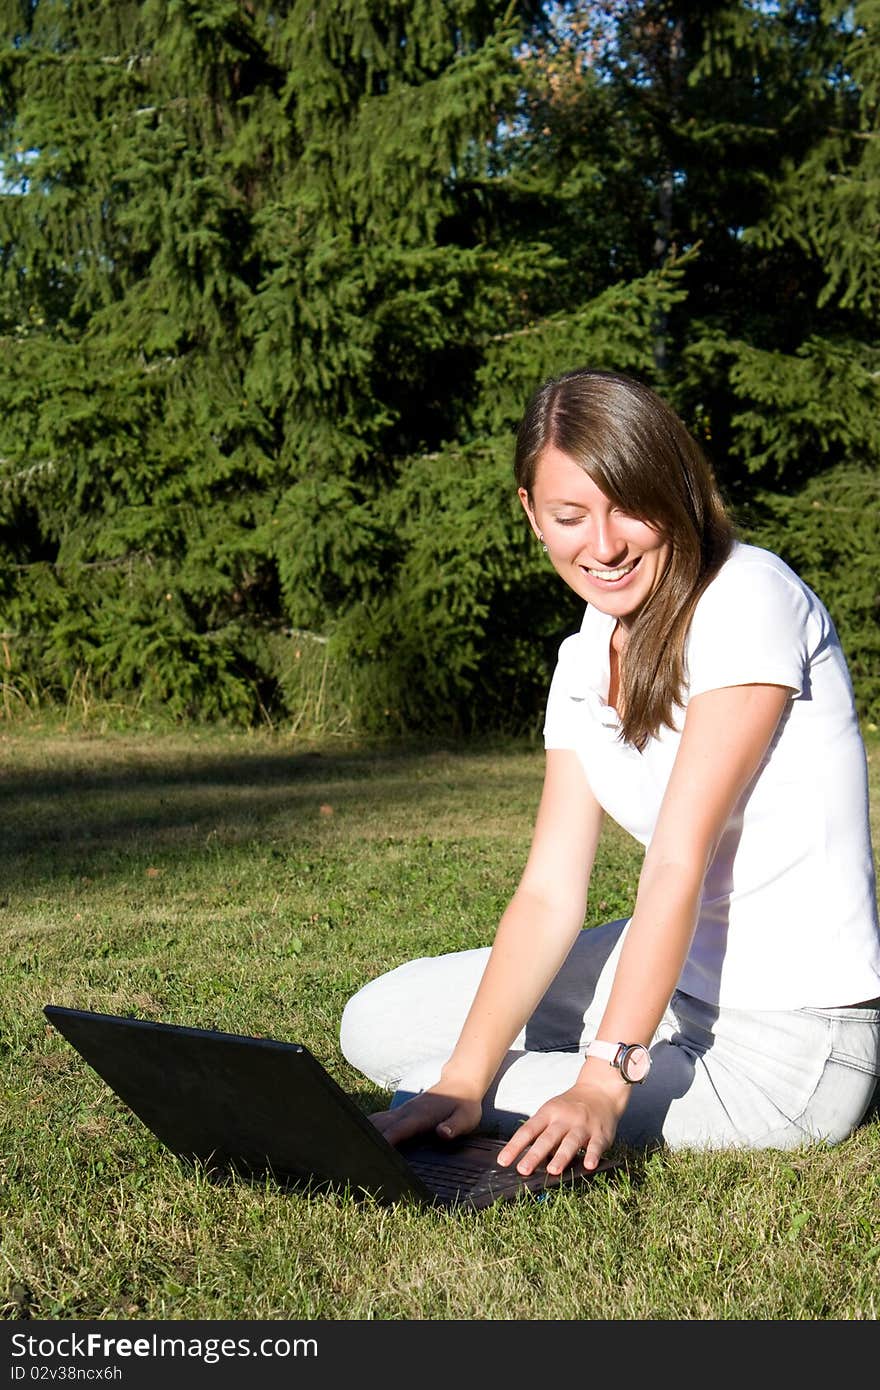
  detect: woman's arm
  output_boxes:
[371,747,605,1145]
[498,680,793,1175]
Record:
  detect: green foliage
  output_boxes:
[681,331,880,483]
[0,1,877,730]
[741,0,880,316]
[0,0,541,726]
[741,465,880,723]
[333,442,563,733]
[473,255,694,437]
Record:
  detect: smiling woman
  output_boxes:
[514,370,734,751]
[340,367,880,1178]
[521,448,672,617]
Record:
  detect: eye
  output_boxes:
[554,514,584,526]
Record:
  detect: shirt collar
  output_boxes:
[567,604,619,718]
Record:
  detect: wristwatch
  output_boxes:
[586,1038,652,1084]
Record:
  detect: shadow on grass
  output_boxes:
[0,737,541,894]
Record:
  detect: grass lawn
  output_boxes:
[1,724,878,1321]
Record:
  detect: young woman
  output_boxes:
[340,368,880,1176]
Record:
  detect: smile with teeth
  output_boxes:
[583,559,639,581]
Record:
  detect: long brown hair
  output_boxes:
[515,368,735,750]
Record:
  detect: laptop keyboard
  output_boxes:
[401,1135,577,1204]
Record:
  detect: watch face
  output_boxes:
[620,1044,651,1083]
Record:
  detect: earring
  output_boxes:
[538,533,548,553]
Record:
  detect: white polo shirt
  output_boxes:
[543,542,880,1009]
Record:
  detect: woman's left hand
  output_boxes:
[496,1081,628,1176]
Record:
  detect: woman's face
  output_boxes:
[519,444,671,627]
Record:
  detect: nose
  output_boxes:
[588,511,627,565]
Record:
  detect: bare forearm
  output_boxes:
[441,888,584,1096]
[375,748,602,1149]
[497,685,792,1174]
[580,858,703,1076]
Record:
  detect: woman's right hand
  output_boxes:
[369,1086,483,1147]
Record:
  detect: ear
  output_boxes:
[517,487,542,541]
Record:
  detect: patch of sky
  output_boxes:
[0,146,38,196]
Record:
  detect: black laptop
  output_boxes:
[44,1005,615,1210]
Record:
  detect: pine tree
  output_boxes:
[1,0,291,716]
[0,0,688,730]
[472,0,880,721]
[1,2,876,729]
[681,2,880,717]
[0,0,545,722]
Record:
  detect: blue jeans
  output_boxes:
[340,920,880,1150]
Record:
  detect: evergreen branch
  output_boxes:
[7,555,152,572]
[24,50,156,70]
[98,54,153,68]
[0,460,56,488]
[488,321,546,342]
[140,356,181,374]
[283,628,329,646]
[827,127,879,140]
[133,101,191,117]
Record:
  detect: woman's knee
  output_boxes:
[339,946,491,1087]
[339,968,406,1085]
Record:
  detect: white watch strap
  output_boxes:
[586,1038,620,1064]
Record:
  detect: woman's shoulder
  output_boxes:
[695,542,823,622]
[686,544,836,698]
[708,541,806,586]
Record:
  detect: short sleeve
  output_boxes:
[685,558,815,700]
[543,634,588,749]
